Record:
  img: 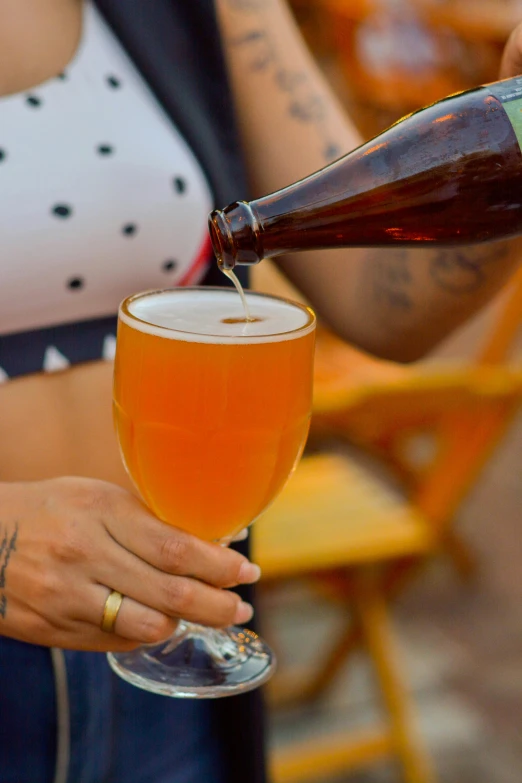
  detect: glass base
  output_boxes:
[107,622,275,698]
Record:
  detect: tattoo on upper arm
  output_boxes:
[429,244,509,294]
[226,3,342,161]
[0,522,18,619]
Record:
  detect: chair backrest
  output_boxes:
[411,263,522,531]
[310,257,522,539]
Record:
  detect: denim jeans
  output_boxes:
[0,638,225,783]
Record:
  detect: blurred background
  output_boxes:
[250,2,522,782]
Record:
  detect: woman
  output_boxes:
[1,1,522,781]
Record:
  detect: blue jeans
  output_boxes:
[0,638,225,783]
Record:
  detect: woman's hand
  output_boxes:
[501,21,522,79]
[0,477,260,652]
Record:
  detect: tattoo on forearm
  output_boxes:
[227,0,266,9]
[230,29,274,71]
[0,522,18,619]
[429,244,509,294]
[227,3,342,161]
[370,250,414,314]
[368,243,509,322]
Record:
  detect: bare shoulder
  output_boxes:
[0,0,82,97]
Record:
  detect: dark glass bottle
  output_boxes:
[209,76,522,270]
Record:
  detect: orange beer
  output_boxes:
[113,287,316,541]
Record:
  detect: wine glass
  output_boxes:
[107,286,316,697]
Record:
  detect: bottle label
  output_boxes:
[490,77,522,147]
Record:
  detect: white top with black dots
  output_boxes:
[0,1,213,341]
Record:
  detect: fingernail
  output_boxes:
[238,562,262,584]
[235,601,254,624]
[234,528,249,542]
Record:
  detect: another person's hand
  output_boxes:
[500,21,522,79]
[0,477,260,652]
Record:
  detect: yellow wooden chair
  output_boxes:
[251,267,522,783]
[254,453,437,783]
[310,265,522,575]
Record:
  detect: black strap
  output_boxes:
[93,5,262,779]
[94,0,249,210]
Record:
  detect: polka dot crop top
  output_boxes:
[0,1,214,380]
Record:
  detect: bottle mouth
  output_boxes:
[208,202,263,269]
[208,209,235,270]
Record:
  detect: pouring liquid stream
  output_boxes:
[221,268,261,324]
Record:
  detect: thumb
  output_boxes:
[500,22,522,80]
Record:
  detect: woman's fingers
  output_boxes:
[2,593,140,653]
[0,476,258,653]
[500,22,522,79]
[80,583,253,642]
[92,586,179,642]
[103,500,261,588]
[90,543,255,629]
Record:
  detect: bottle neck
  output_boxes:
[208,201,263,270]
[209,79,522,269]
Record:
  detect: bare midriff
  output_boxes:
[0,361,132,489]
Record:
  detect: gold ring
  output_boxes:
[101,590,124,633]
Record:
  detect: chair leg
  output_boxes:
[442,529,479,582]
[352,570,437,783]
[267,619,362,708]
[298,618,361,702]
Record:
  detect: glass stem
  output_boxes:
[159,622,248,666]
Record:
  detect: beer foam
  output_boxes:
[121,288,315,343]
